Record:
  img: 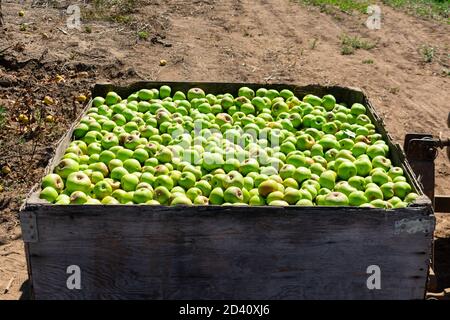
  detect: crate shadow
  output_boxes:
[434,236,450,291]
[18,279,31,300]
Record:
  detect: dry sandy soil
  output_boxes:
[0,0,449,299]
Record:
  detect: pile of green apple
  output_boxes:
[39,85,418,207]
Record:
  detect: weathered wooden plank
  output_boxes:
[24,206,434,299]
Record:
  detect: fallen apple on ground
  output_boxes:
[39,85,417,208]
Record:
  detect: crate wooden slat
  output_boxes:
[20,82,435,300]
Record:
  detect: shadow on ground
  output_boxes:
[434,236,450,291]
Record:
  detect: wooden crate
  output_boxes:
[20,82,435,299]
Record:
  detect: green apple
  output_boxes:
[133,188,153,203]
[268,200,289,206]
[292,167,312,184]
[367,144,386,159]
[310,163,326,176]
[136,182,153,191]
[101,196,120,205]
[339,138,354,151]
[372,169,390,186]
[41,173,64,192]
[348,190,368,206]
[295,199,314,206]
[88,162,109,177]
[186,187,202,202]
[159,85,171,99]
[110,167,129,181]
[108,159,123,172]
[239,158,260,176]
[40,186,59,203]
[278,164,294,180]
[404,192,418,203]
[319,170,337,190]
[393,181,412,199]
[210,173,227,189]
[153,186,171,204]
[83,131,103,145]
[202,152,224,171]
[66,172,91,194]
[284,189,301,205]
[243,176,254,190]
[73,123,89,139]
[137,89,153,101]
[388,166,404,180]
[370,199,389,209]
[296,134,315,151]
[55,158,79,179]
[388,196,402,206]
[303,94,322,106]
[258,180,280,197]
[154,164,170,176]
[187,88,206,101]
[335,149,356,162]
[350,103,366,116]
[123,133,141,149]
[154,175,174,190]
[111,189,132,204]
[372,156,391,171]
[225,171,244,189]
[70,191,89,204]
[364,186,384,202]
[380,182,395,199]
[195,180,212,197]
[209,187,224,205]
[279,140,295,154]
[173,91,186,101]
[123,158,142,173]
[115,148,133,162]
[393,176,407,183]
[322,94,336,111]
[249,195,265,206]
[337,161,357,180]
[93,181,113,199]
[323,192,349,206]
[99,150,115,165]
[224,186,244,203]
[356,114,371,126]
[348,176,365,191]
[55,194,71,205]
[266,191,285,203]
[394,201,408,208]
[193,195,209,205]
[301,180,320,198]
[334,181,356,196]
[121,173,139,192]
[322,122,338,135]
[354,156,372,177]
[101,133,119,149]
[132,148,149,164]
[282,178,298,189]
[351,142,368,157]
[178,172,196,189]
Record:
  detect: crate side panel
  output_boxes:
[26,206,434,299]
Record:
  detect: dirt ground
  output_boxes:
[0,0,449,300]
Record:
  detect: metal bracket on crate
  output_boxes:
[20,212,39,243]
[404,132,450,213]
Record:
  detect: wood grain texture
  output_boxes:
[23,205,434,300]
